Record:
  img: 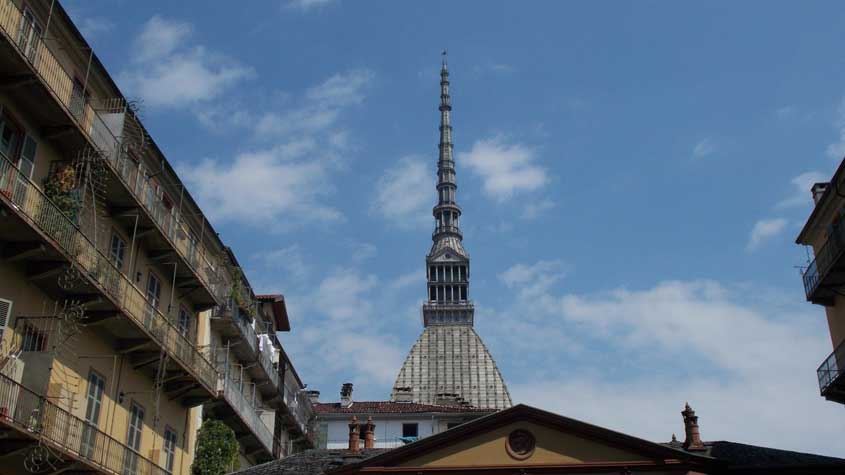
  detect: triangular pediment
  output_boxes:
[334,405,712,473]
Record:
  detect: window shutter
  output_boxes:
[19,135,36,178]
[0,298,12,337]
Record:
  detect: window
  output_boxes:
[163,426,178,473]
[177,307,190,337]
[402,423,418,438]
[21,324,46,351]
[17,7,42,63]
[123,402,145,475]
[0,298,11,341]
[145,272,161,319]
[81,370,106,457]
[109,232,127,270]
[69,78,89,122]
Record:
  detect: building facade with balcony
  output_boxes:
[0,0,310,473]
[796,161,845,405]
[198,261,315,467]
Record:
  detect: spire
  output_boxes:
[433,50,461,242]
[423,53,473,327]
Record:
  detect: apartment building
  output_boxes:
[0,0,312,473]
[200,257,315,466]
[796,161,845,404]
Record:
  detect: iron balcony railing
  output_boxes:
[0,153,218,393]
[212,302,259,358]
[221,375,275,456]
[818,340,845,396]
[0,372,168,475]
[257,345,281,393]
[282,371,314,435]
[802,221,845,301]
[0,0,233,305]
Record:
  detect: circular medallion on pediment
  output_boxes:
[505,429,535,460]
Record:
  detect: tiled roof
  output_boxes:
[228,449,388,475]
[664,440,845,469]
[314,401,494,415]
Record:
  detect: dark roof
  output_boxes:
[229,449,389,475]
[314,401,494,415]
[665,440,845,472]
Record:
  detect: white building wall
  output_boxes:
[324,416,443,449]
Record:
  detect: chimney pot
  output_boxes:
[681,403,706,451]
[306,390,320,403]
[348,415,360,452]
[341,383,354,407]
[363,416,376,449]
[812,182,829,205]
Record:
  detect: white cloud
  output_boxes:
[349,242,377,262]
[372,156,434,228]
[180,142,341,227]
[521,198,555,219]
[746,218,788,251]
[460,137,547,201]
[134,16,192,63]
[256,244,310,281]
[692,138,716,159]
[485,262,839,455]
[775,171,827,209]
[254,69,373,140]
[120,16,253,108]
[180,69,373,227]
[388,270,424,291]
[276,267,409,391]
[78,16,114,38]
[286,0,336,11]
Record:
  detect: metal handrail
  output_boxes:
[0,153,218,392]
[818,339,845,395]
[0,372,168,475]
[212,302,259,357]
[221,376,274,455]
[0,0,233,305]
[802,221,845,299]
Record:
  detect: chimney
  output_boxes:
[363,416,376,449]
[812,182,830,205]
[681,403,705,451]
[394,387,413,403]
[306,390,320,403]
[348,415,360,452]
[341,383,353,407]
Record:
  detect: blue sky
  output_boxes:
[65,0,845,455]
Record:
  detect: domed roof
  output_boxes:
[391,325,512,410]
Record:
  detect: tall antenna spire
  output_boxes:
[433,50,461,241]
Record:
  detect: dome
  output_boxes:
[391,325,512,410]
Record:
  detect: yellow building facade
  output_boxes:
[797,162,845,404]
[0,0,313,473]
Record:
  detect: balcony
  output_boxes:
[0,372,169,475]
[0,0,230,309]
[280,367,314,441]
[802,221,845,305]
[0,153,218,402]
[205,376,277,463]
[818,340,845,404]
[211,300,260,363]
